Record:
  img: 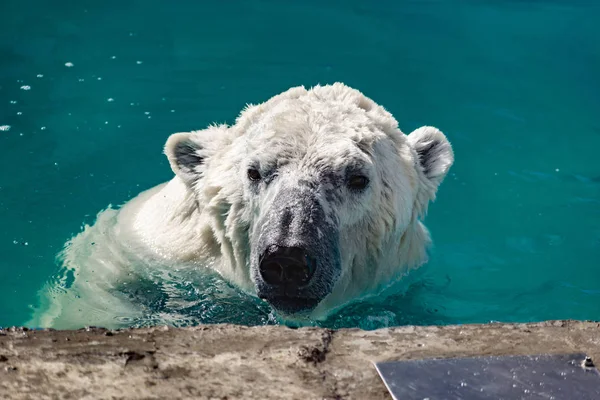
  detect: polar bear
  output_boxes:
[30,83,453,329]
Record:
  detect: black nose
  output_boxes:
[259,246,315,287]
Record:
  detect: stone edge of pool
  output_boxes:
[1,320,599,399]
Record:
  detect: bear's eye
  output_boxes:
[247,168,262,182]
[347,175,369,191]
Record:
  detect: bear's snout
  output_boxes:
[257,245,323,314]
[259,245,316,288]
[251,184,341,315]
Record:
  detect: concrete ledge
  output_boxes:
[1,320,599,399]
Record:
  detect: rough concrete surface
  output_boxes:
[1,320,599,399]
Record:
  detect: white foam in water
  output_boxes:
[65,62,74,67]
[20,85,31,90]
[0,125,10,131]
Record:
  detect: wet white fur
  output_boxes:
[29,83,453,329]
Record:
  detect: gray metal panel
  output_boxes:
[374,353,600,400]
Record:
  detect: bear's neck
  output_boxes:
[131,177,210,263]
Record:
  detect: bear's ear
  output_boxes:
[407,126,454,213]
[164,131,210,186]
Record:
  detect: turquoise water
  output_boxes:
[1,0,599,329]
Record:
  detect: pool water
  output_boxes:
[1,0,599,329]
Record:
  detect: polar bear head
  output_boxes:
[164,83,453,318]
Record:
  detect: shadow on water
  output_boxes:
[113,266,457,331]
